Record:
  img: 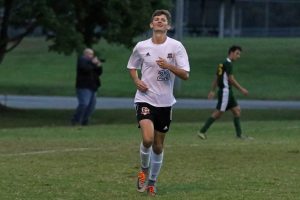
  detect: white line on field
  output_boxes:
[1,125,299,157]
[0,147,102,157]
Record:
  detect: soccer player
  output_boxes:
[127,10,190,196]
[197,45,249,139]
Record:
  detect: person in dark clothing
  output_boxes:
[71,48,103,126]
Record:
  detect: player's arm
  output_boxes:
[128,68,148,92]
[156,57,189,80]
[208,75,218,99]
[228,75,248,96]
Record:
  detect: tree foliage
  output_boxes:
[0,0,171,63]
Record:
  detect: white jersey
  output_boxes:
[127,37,190,107]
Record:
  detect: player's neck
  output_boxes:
[152,32,167,44]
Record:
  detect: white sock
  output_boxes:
[140,143,151,170]
[149,150,164,182]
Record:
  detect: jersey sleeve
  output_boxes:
[127,43,143,69]
[175,43,190,72]
[224,62,233,75]
[216,63,222,75]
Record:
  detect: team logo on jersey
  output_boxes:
[167,53,173,59]
[145,52,151,57]
[141,107,150,115]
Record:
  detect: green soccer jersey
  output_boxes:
[216,58,233,90]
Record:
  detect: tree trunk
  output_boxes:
[0,0,14,64]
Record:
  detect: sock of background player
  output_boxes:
[200,117,216,133]
[234,117,242,137]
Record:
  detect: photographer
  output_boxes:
[71,48,103,126]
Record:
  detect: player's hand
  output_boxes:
[241,88,249,96]
[134,79,148,92]
[208,91,215,99]
[156,57,169,69]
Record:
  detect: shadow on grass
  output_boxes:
[0,106,137,128]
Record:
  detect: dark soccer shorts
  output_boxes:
[216,89,238,111]
[135,102,172,133]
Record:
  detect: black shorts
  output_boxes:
[135,102,172,133]
[216,89,238,111]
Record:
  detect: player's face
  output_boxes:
[230,50,241,61]
[150,14,170,32]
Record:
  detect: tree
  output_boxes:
[0,0,171,64]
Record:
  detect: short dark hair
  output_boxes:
[151,9,172,25]
[228,45,242,54]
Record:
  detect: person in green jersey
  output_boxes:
[198,45,250,139]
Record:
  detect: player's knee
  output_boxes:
[142,140,153,148]
[214,114,221,119]
[152,144,163,154]
[234,109,241,117]
[212,112,222,119]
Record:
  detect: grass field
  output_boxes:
[0,37,299,100]
[0,36,299,199]
[0,120,299,200]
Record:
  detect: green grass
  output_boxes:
[0,120,299,200]
[0,37,300,100]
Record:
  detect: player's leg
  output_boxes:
[140,119,154,166]
[140,119,154,169]
[198,110,223,139]
[137,119,154,192]
[198,89,227,139]
[228,92,243,138]
[135,103,155,192]
[230,105,243,138]
[147,131,165,196]
[147,106,171,196]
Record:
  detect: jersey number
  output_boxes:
[217,64,223,75]
[157,70,170,81]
